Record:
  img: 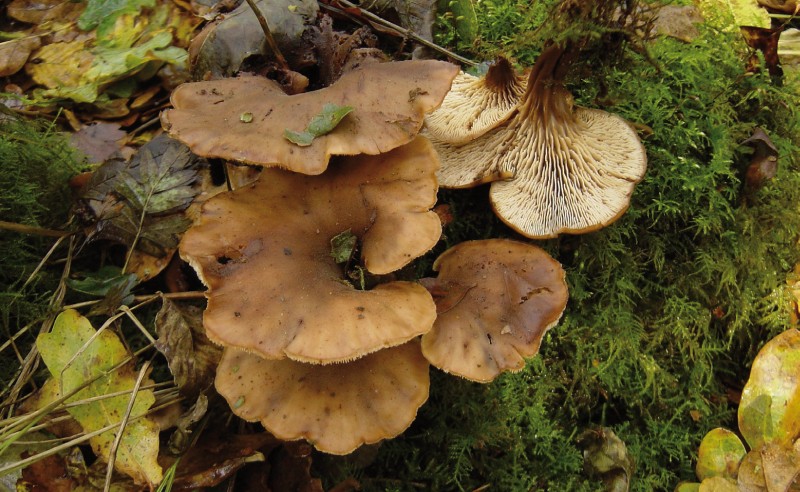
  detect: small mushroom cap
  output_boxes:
[179,137,440,363]
[161,60,459,175]
[216,341,430,455]
[420,239,567,382]
[424,57,527,145]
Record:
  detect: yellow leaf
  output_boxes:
[36,309,162,487]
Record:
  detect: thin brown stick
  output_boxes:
[323,0,477,66]
[245,0,288,70]
[0,220,72,238]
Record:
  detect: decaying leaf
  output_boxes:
[354,0,437,57]
[742,127,779,194]
[70,122,128,163]
[578,427,634,492]
[284,103,354,147]
[154,297,222,396]
[36,309,162,486]
[189,0,319,78]
[0,35,41,77]
[695,427,747,481]
[760,441,800,491]
[77,134,201,257]
[167,395,209,455]
[738,328,800,449]
[741,26,783,77]
[23,4,189,105]
[164,432,279,490]
[18,451,78,492]
[305,15,380,86]
[67,265,138,315]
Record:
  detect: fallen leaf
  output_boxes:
[78,135,201,257]
[696,0,771,30]
[741,26,783,77]
[761,441,800,492]
[154,297,222,397]
[36,309,162,486]
[737,448,767,491]
[19,452,77,492]
[189,0,319,78]
[578,427,634,492]
[695,427,747,481]
[0,35,41,77]
[166,394,209,455]
[165,432,279,490]
[738,328,800,449]
[71,122,127,163]
[742,127,779,193]
[698,476,739,491]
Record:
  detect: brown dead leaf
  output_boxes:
[266,442,324,492]
[70,122,128,163]
[742,127,779,193]
[18,452,77,492]
[306,15,378,86]
[0,36,41,77]
[741,26,783,77]
[164,432,279,490]
[155,297,222,396]
[7,0,83,24]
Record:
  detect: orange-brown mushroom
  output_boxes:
[429,46,647,238]
[179,136,440,364]
[215,341,430,455]
[420,239,568,382]
[161,60,459,175]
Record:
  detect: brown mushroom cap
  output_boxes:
[424,57,527,145]
[431,46,647,238]
[420,239,567,382]
[161,60,459,175]
[216,341,430,455]
[179,136,440,364]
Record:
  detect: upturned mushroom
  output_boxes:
[161,60,458,175]
[179,136,440,364]
[428,45,647,239]
[216,341,430,455]
[420,239,568,382]
[424,57,527,145]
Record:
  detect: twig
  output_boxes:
[321,0,477,66]
[245,0,289,70]
[0,220,72,238]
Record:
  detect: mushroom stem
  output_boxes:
[519,44,580,128]
[244,0,288,71]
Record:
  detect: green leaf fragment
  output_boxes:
[284,103,354,147]
[240,112,254,123]
[330,229,358,263]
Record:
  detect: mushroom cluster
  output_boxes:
[167,57,572,455]
[425,46,648,239]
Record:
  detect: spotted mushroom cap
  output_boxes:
[424,57,527,145]
[430,46,647,238]
[216,341,430,455]
[420,239,567,382]
[179,137,440,364]
[161,60,459,175]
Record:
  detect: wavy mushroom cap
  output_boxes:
[216,341,430,455]
[179,137,440,364]
[161,60,459,175]
[431,46,647,239]
[421,239,567,382]
[424,57,527,145]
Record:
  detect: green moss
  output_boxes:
[0,113,80,384]
[323,9,800,492]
